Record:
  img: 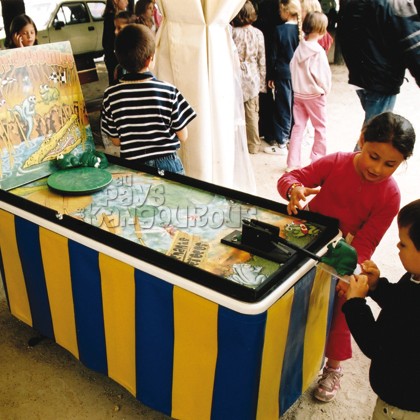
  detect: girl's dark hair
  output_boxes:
[231,1,257,27]
[115,23,155,72]
[363,112,416,159]
[6,14,38,49]
[135,0,153,16]
[104,0,118,16]
[398,199,420,251]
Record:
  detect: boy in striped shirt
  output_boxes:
[101,24,196,174]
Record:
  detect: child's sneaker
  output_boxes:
[313,366,343,402]
[264,143,288,155]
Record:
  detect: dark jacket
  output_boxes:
[337,0,420,94]
[342,273,420,412]
[269,23,299,81]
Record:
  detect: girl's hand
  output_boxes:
[336,279,349,297]
[267,80,275,89]
[346,274,369,300]
[287,186,320,215]
[360,260,380,291]
[12,33,24,48]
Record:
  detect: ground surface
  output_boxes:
[0,61,418,419]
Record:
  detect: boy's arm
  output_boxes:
[369,276,402,308]
[110,137,120,146]
[176,127,188,142]
[342,298,379,359]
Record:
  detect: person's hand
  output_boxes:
[287,186,320,215]
[12,33,24,48]
[267,80,275,89]
[346,274,369,300]
[336,279,349,297]
[360,260,380,291]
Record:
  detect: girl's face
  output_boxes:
[114,18,128,35]
[397,226,420,278]
[17,23,36,47]
[354,140,405,183]
[145,3,154,17]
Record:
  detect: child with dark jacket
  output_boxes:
[101,24,196,175]
[343,199,420,418]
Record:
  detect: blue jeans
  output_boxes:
[143,153,185,175]
[356,89,397,125]
[273,78,293,145]
[354,89,397,151]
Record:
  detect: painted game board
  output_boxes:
[10,160,335,297]
[0,41,95,190]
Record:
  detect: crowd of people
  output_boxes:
[2,0,420,418]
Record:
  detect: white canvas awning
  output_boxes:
[155,0,256,194]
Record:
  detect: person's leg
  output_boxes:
[273,78,293,144]
[265,79,292,155]
[104,55,119,85]
[258,91,276,143]
[307,95,327,162]
[286,97,307,170]
[244,96,261,154]
[314,293,351,402]
[356,89,397,124]
[354,89,397,150]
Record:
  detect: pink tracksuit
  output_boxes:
[287,39,331,169]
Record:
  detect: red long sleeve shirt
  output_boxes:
[277,152,400,263]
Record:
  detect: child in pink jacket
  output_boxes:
[286,11,331,172]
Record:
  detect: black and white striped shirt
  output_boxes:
[101,72,196,161]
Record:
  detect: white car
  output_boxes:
[1,0,106,58]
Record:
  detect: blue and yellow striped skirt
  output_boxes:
[0,209,335,419]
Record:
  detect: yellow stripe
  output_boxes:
[172,287,218,420]
[257,287,295,420]
[302,268,332,390]
[99,253,136,396]
[39,228,79,359]
[0,210,32,326]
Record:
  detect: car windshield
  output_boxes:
[25,3,56,30]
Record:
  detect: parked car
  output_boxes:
[0,0,106,58]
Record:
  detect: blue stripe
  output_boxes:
[15,217,54,339]
[326,277,337,337]
[0,244,10,308]
[211,308,267,420]
[68,240,107,374]
[135,269,174,416]
[280,268,315,414]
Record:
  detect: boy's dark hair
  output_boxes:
[115,24,155,73]
[231,1,257,27]
[115,11,137,23]
[362,112,416,160]
[302,11,328,35]
[398,199,420,251]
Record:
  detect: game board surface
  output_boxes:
[10,161,337,295]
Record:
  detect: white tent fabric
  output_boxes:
[155,0,256,194]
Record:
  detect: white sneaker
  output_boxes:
[264,144,288,155]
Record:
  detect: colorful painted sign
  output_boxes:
[0,41,95,190]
